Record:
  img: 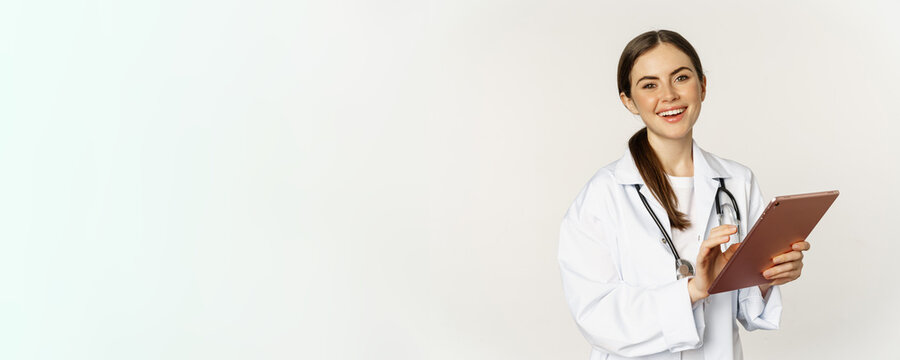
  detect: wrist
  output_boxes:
[687,278,709,303]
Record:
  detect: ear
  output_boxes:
[700,75,707,101]
[619,92,640,115]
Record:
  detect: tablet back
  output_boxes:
[708,190,839,294]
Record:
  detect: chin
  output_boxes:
[661,133,692,142]
[646,124,693,141]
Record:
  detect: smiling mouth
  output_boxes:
[656,107,686,117]
[657,107,687,123]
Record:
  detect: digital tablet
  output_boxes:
[707,190,840,294]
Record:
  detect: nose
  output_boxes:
[660,83,678,102]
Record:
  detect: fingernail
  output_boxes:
[763,271,771,278]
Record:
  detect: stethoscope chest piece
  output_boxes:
[675,259,694,280]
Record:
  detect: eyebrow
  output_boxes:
[635,66,693,85]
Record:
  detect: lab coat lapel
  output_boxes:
[692,140,730,236]
[637,183,671,237]
[614,146,672,237]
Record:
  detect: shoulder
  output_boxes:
[584,161,620,191]
[577,155,629,201]
[701,148,756,183]
[564,157,625,222]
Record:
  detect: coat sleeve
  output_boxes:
[558,180,706,357]
[736,170,783,331]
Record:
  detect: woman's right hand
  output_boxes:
[688,225,741,303]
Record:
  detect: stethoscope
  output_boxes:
[632,178,741,280]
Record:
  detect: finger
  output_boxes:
[697,244,717,264]
[763,262,803,279]
[773,251,803,265]
[768,270,802,285]
[699,235,731,255]
[792,241,811,251]
[711,225,738,237]
[770,277,794,286]
[768,269,801,281]
[723,243,741,261]
[697,236,733,267]
[763,262,799,278]
[707,226,734,241]
[710,230,732,241]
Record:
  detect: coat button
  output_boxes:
[661,238,666,244]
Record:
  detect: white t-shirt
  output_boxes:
[668,174,705,360]
[667,175,703,269]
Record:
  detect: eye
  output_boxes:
[676,74,689,82]
[642,83,656,89]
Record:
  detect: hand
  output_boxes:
[761,241,811,286]
[688,225,741,303]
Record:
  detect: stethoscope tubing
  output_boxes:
[633,183,682,260]
[715,178,741,221]
[633,178,740,264]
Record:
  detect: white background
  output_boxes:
[1,0,898,359]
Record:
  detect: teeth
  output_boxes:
[658,108,685,117]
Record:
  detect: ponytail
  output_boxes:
[628,127,691,230]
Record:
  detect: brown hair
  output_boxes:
[618,30,706,231]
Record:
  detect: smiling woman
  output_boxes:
[557,30,811,360]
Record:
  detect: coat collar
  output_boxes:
[613,139,730,185]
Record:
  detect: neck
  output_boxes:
[647,132,694,177]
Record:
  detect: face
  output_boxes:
[620,43,707,142]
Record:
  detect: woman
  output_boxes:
[557,30,810,360]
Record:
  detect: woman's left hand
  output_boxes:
[762,241,811,286]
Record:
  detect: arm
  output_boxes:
[558,185,706,357]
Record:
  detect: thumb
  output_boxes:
[723,243,741,261]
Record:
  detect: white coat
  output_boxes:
[558,140,783,360]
